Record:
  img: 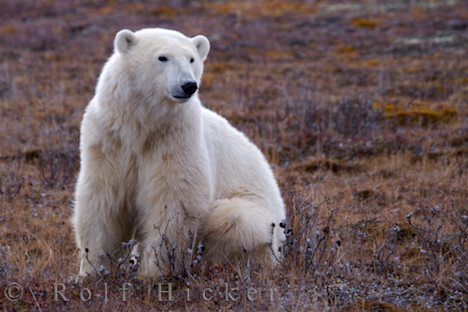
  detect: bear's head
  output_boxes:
[113,28,210,104]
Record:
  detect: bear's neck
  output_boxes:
[97,86,202,151]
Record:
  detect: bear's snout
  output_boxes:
[181,81,198,97]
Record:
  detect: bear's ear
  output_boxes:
[192,35,210,61]
[114,29,137,53]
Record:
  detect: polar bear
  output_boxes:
[72,28,286,277]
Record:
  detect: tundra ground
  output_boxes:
[0,1,466,311]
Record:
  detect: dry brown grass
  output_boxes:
[0,0,467,311]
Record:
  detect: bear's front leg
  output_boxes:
[137,203,199,277]
[72,146,133,277]
[73,200,117,276]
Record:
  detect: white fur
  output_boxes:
[72,28,286,277]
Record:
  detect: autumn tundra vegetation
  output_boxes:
[0,0,466,311]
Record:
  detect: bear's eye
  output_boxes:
[190,58,194,63]
[158,56,168,62]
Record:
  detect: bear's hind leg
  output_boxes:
[200,198,284,264]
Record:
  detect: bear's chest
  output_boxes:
[134,147,213,216]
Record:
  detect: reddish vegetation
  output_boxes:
[0,0,466,311]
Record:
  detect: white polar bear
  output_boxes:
[72,28,286,277]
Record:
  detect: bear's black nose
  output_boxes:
[181,81,198,96]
